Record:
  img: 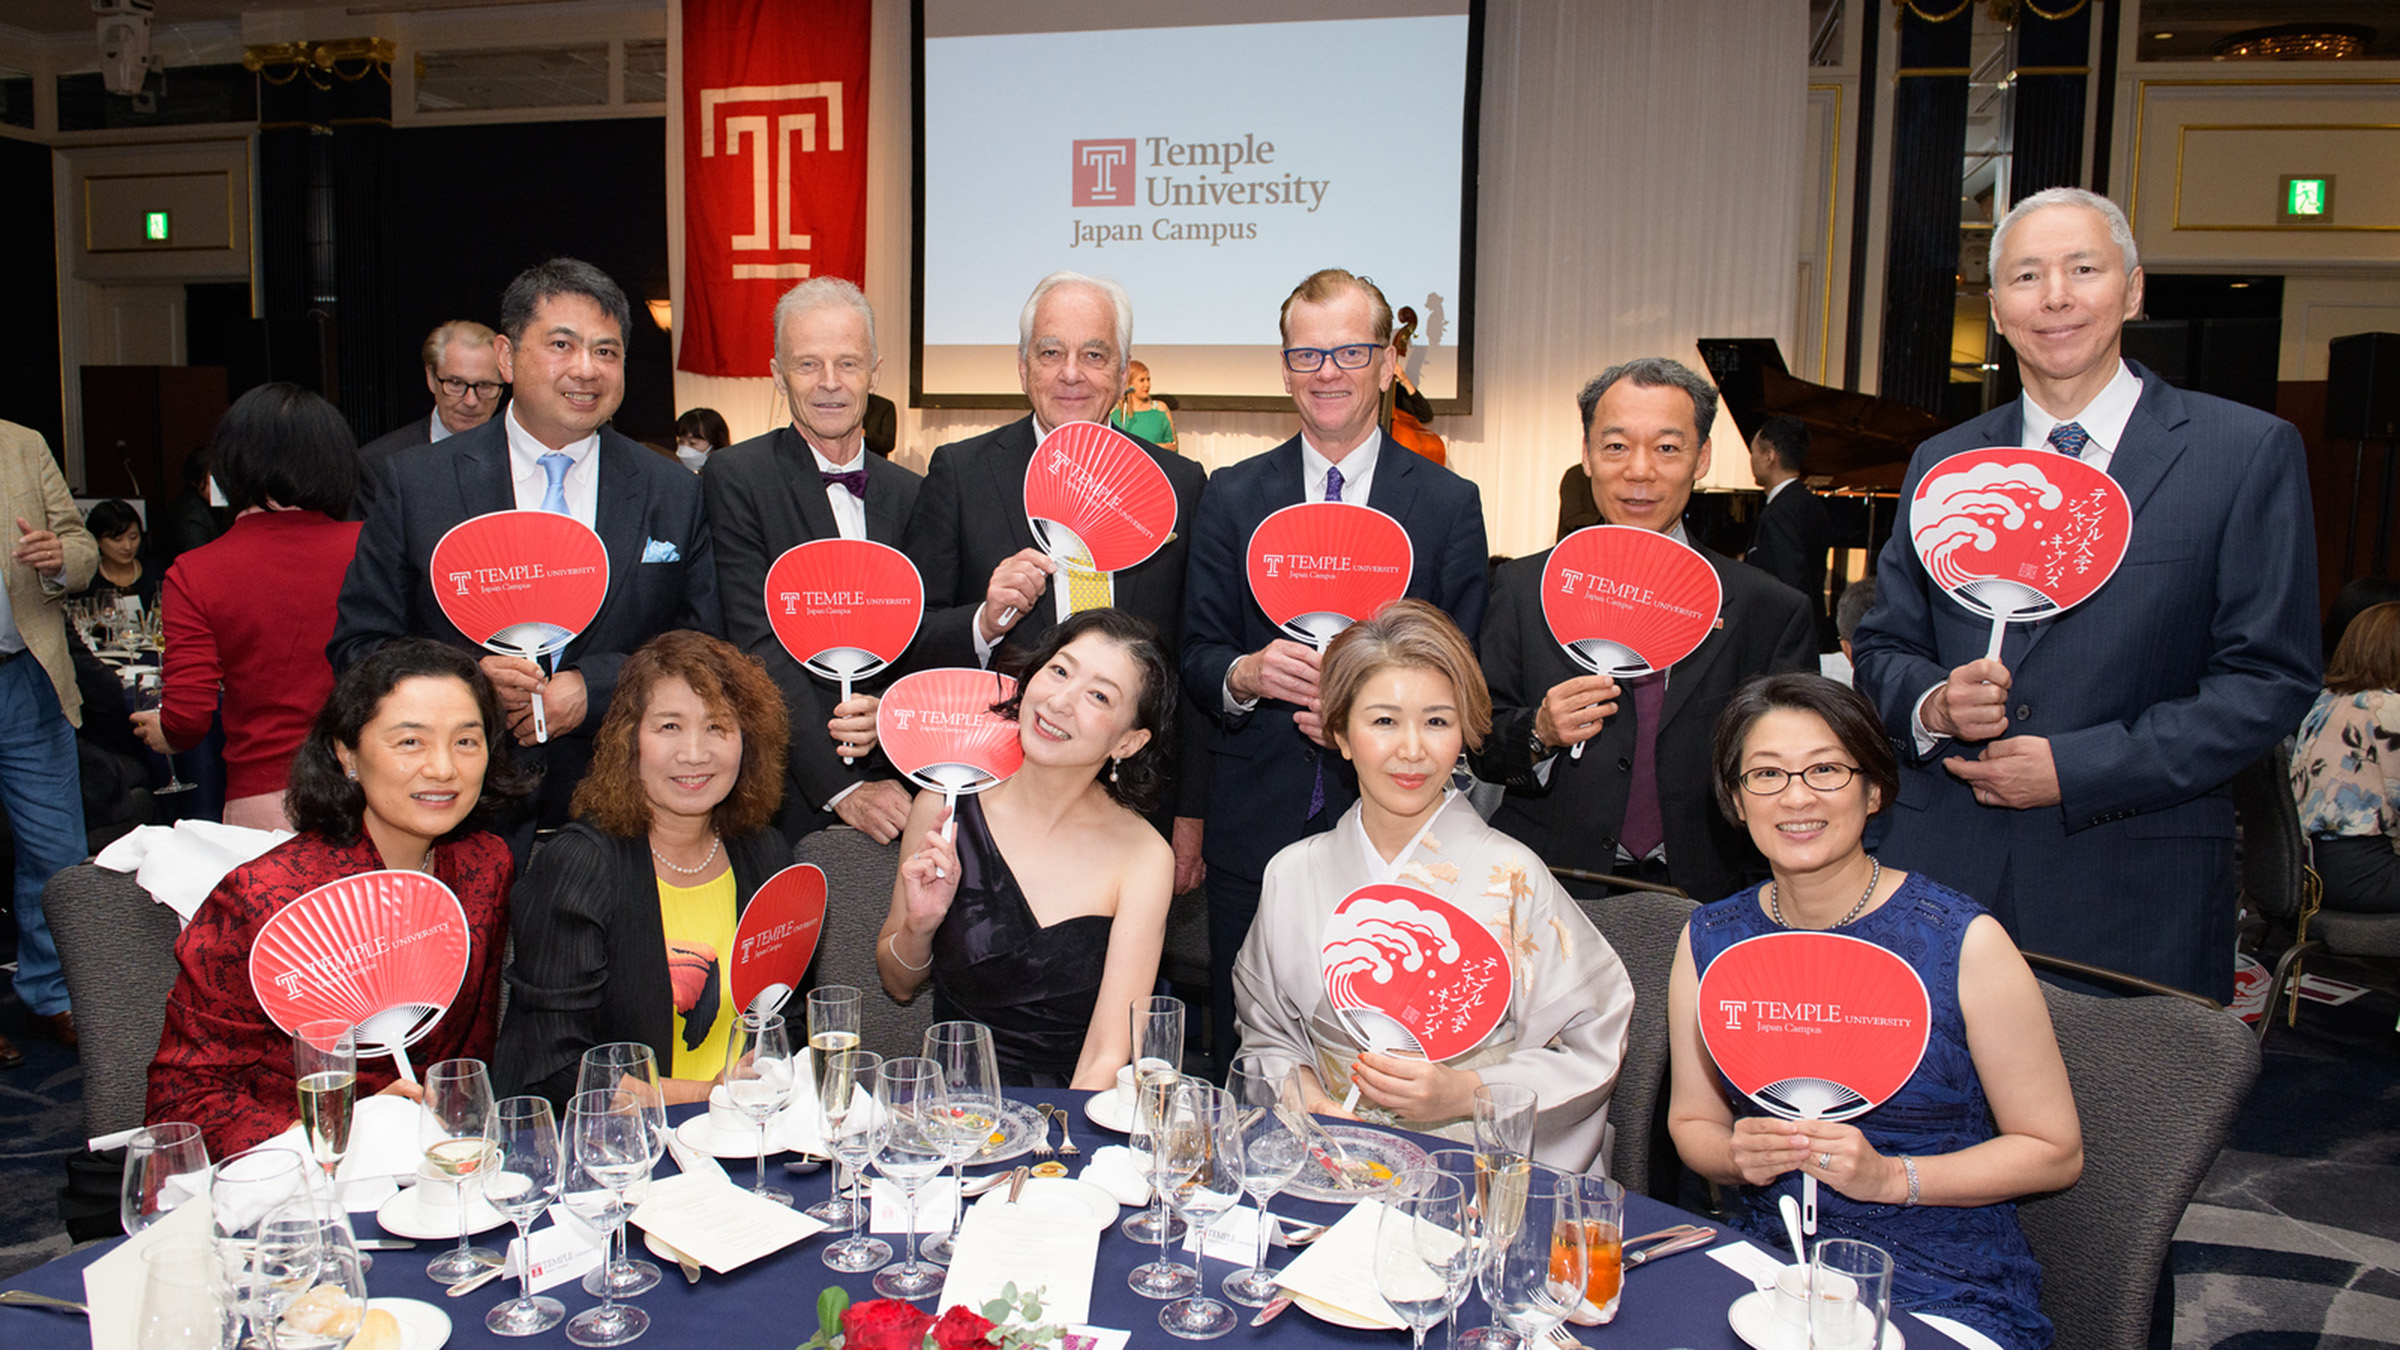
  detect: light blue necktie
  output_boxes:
[537,452,572,515]
[1306,464,1345,820]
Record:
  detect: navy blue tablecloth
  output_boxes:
[2,1089,1965,1350]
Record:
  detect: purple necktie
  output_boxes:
[1306,464,1346,819]
[2046,422,2089,459]
[1619,672,1667,859]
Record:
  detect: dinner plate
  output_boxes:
[1728,1290,1905,1350]
[967,1176,1118,1230]
[371,1187,510,1240]
[968,1100,1052,1166]
[1287,1290,1395,1330]
[1081,1093,1136,1134]
[1279,1126,1431,1203]
[367,1297,452,1350]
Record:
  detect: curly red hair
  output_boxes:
[570,630,790,838]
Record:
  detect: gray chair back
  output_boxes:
[795,826,933,1062]
[46,864,183,1138]
[2231,742,2304,926]
[1568,884,1698,1197]
[2018,982,2259,1350]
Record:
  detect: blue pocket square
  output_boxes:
[642,538,682,564]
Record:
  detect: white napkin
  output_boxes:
[1080,1146,1150,1206]
[664,1122,730,1184]
[870,1175,958,1232]
[93,819,291,923]
[85,1192,213,1350]
[1270,1198,1405,1329]
[1709,1239,1791,1288]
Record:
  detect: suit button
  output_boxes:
[1618,757,1633,772]
[2015,705,2031,721]
[1601,836,1617,850]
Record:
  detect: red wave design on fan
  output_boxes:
[1245,502,1414,646]
[730,864,828,1016]
[1908,448,2132,620]
[1024,422,1179,573]
[429,510,611,658]
[1317,884,1511,1062]
[1695,931,1930,1122]
[875,668,1025,795]
[248,870,473,1055]
[1541,525,1722,676]
[763,539,924,681]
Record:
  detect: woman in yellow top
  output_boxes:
[495,630,795,1107]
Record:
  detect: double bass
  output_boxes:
[1385,306,1448,465]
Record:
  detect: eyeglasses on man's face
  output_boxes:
[1281,343,1381,373]
[437,377,505,399]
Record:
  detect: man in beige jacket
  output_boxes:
[0,420,96,1068]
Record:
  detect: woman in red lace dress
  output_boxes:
[144,639,535,1154]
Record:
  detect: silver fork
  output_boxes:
[1029,1102,1057,1159]
[1051,1106,1082,1158]
[1546,1324,1586,1348]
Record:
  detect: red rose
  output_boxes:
[928,1305,997,1350]
[841,1299,933,1350]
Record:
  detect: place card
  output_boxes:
[1270,1198,1404,1329]
[937,1199,1099,1324]
[629,1171,827,1273]
[1709,1238,1791,1286]
[85,1194,212,1350]
[504,1219,605,1293]
[1179,1204,1264,1263]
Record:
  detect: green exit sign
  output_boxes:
[2278,175,2335,225]
[144,210,170,242]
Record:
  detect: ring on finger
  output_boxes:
[1817,1152,1833,1169]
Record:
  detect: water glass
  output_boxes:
[1809,1238,1893,1350]
[485,1096,567,1336]
[1487,1166,1584,1346]
[921,1021,1001,1265]
[724,1011,796,1205]
[1156,1083,1244,1340]
[258,1201,368,1350]
[122,1122,210,1236]
[1376,1170,1473,1350]
[563,1089,652,1347]
[868,1056,951,1300]
[1221,1051,1306,1306]
[575,1043,665,1298]
[419,1059,500,1283]
[135,1239,232,1350]
[819,1049,891,1274]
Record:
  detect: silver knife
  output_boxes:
[1249,1295,1294,1327]
[356,1238,417,1251]
[443,1263,508,1299]
[1623,1230,1718,1269]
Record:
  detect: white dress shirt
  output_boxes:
[503,405,600,526]
[428,410,454,444]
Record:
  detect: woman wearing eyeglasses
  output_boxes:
[1666,674,2082,1350]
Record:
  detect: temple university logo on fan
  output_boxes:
[1072,139,1135,206]
[699,81,847,280]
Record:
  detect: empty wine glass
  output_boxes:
[1487,1166,1584,1348]
[819,1048,891,1274]
[868,1056,950,1300]
[1219,1051,1306,1306]
[485,1096,567,1337]
[122,1121,210,1236]
[724,1011,796,1206]
[136,1238,232,1350]
[1122,995,1189,1251]
[804,987,865,1225]
[1377,1170,1474,1350]
[563,1089,652,1347]
[1156,1082,1244,1340]
[920,1020,1000,1265]
[419,1058,500,1284]
[1424,1148,1499,1349]
[575,1043,665,1298]
[208,1143,318,1348]
[259,1199,368,1350]
[135,675,194,795]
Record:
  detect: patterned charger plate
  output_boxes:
[964,1099,1052,1165]
[1280,1124,1431,1203]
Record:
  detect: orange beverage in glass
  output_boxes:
[1551,1220,1622,1305]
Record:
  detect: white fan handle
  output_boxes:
[389,1040,416,1087]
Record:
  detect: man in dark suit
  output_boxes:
[1745,413,1835,650]
[900,271,1210,877]
[1474,358,1816,905]
[354,321,504,514]
[707,278,921,843]
[331,258,720,832]
[1852,188,2318,1000]
[1183,268,1490,1050]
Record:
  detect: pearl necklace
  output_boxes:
[651,833,721,877]
[1768,856,1882,930]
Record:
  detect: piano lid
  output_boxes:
[1696,338,1950,490]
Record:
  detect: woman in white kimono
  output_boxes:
[1232,600,1635,1173]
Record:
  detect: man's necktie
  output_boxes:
[821,468,869,497]
[2046,422,2089,459]
[1619,672,1667,859]
[1306,465,1346,819]
[537,452,572,515]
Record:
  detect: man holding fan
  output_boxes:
[706,278,922,843]
[1471,358,1816,905]
[1853,188,2318,1001]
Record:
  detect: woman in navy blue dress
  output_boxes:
[1666,674,2083,1350]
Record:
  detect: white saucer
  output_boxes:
[368,1296,452,1350]
[675,1115,779,1161]
[1081,1093,1135,1134]
[1728,1290,1905,1350]
[372,1187,510,1241]
[1287,1290,1393,1330]
[968,1177,1118,1230]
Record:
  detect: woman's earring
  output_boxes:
[1108,757,1120,785]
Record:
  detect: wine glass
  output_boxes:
[121,1121,210,1236]
[1121,995,1189,1249]
[136,1238,232,1350]
[208,1143,318,1348]
[576,1043,666,1297]
[293,1022,357,1184]
[1487,1166,1584,1348]
[1424,1148,1499,1349]
[135,674,194,795]
[819,1048,891,1273]
[485,1096,567,1337]
[868,1056,950,1300]
[724,1011,796,1206]
[804,987,865,1224]
[418,1058,501,1284]
[1377,1169,1474,1350]
[1156,1082,1245,1340]
[1220,1051,1306,1306]
[920,1020,1000,1265]
[259,1197,369,1350]
[563,1089,652,1347]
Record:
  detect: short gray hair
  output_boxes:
[1578,357,1718,441]
[1988,187,2139,283]
[772,276,877,364]
[1017,271,1133,369]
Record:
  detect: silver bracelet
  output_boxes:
[1899,1154,1920,1206]
[887,931,933,973]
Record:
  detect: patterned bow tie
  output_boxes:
[822,468,869,497]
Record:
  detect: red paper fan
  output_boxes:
[1541,526,1722,676]
[1909,447,2132,622]
[1695,932,1931,1122]
[250,870,473,1059]
[1245,502,1413,647]
[730,865,828,1018]
[763,540,924,683]
[876,668,1025,796]
[1318,884,1512,1063]
[429,510,610,659]
[1024,422,1179,573]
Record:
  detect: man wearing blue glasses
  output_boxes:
[1181,267,1489,1056]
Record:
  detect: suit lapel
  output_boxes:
[1660,546,1735,726]
[451,423,515,517]
[1364,433,1421,524]
[863,454,910,544]
[2011,375,2182,669]
[775,427,846,543]
[589,432,646,633]
[983,417,1041,555]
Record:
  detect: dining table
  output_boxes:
[1,1088,1966,1350]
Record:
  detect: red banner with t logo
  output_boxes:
[678,0,870,376]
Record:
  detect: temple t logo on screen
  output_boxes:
[700,81,847,280]
[1073,139,1135,206]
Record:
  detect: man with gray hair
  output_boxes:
[706,277,923,842]
[355,320,505,512]
[1852,186,2318,999]
[1471,357,1816,904]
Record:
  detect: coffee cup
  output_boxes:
[706,1083,754,1137]
[1112,1063,1138,1108]
[1772,1264,1860,1329]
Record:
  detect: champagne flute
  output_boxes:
[868,1056,950,1300]
[1156,1082,1244,1340]
[819,1048,891,1274]
[724,1011,796,1205]
[485,1096,567,1337]
[920,1020,1000,1265]
[121,1121,210,1236]
[136,1238,232,1350]
[1377,1170,1473,1350]
[1221,1051,1306,1306]
[293,1022,357,1184]
[576,1043,665,1297]
[419,1058,500,1284]
[1488,1166,1584,1348]
[1121,995,1188,1248]
[804,987,865,1224]
[563,1090,650,1347]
